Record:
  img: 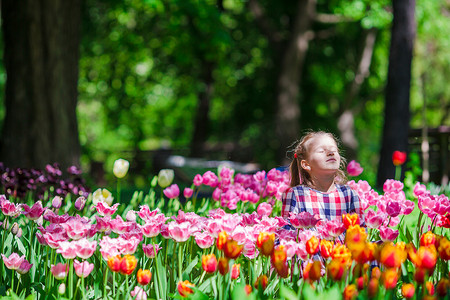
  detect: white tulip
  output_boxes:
[158,169,174,188]
[113,158,130,178]
[92,188,114,206]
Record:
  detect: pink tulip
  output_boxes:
[168,221,191,242]
[73,259,94,278]
[347,160,363,176]
[95,201,120,216]
[365,209,384,229]
[1,253,26,270]
[383,179,404,193]
[193,174,203,186]
[139,220,162,238]
[289,212,320,229]
[117,236,140,255]
[52,196,62,209]
[183,188,194,199]
[43,232,68,249]
[253,171,266,182]
[1,199,22,217]
[137,205,159,221]
[95,216,112,233]
[17,260,33,275]
[43,210,71,224]
[413,182,429,197]
[130,286,147,300]
[74,238,97,259]
[202,171,219,187]
[126,210,137,222]
[385,201,402,218]
[195,232,215,249]
[51,263,69,280]
[319,219,346,239]
[110,215,134,235]
[257,202,272,217]
[401,200,415,215]
[243,241,259,259]
[142,244,162,258]
[212,188,222,201]
[57,241,78,259]
[22,201,45,220]
[74,196,86,211]
[379,226,399,242]
[163,184,180,199]
[61,218,91,240]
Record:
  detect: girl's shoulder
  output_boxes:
[335,184,359,196]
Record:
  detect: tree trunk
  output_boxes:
[338,28,377,161]
[376,0,416,187]
[275,0,316,164]
[0,0,82,170]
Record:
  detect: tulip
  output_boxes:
[51,263,69,280]
[436,278,449,298]
[438,236,450,260]
[130,286,148,300]
[306,236,320,255]
[425,281,435,296]
[142,244,161,258]
[92,188,114,206]
[218,257,229,275]
[73,260,94,278]
[107,255,122,273]
[95,201,120,217]
[158,169,174,188]
[231,264,240,280]
[401,283,415,299]
[420,231,437,248]
[52,196,62,209]
[367,278,379,298]
[256,232,275,256]
[223,239,243,259]
[381,268,398,289]
[320,240,334,259]
[347,160,363,176]
[289,212,320,229]
[345,225,367,246]
[303,261,322,282]
[183,187,194,199]
[254,275,268,290]
[113,158,129,178]
[22,201,45,220]
[245,285,252,295]
[177,280,195,297]
[74,196,86,211]
[392,151,407,166]
[256,202,272,217]
[202,254,218,273]
[58,283,66,295]
[327,259,348,281]
[120,254,137,275]
[216,231,228,250]
[379,242,407,269]
[16,260,33,275]
[137,269,152,285]
[331,244,352,265]
[163,184,180,199]
[343,284,358,300]
[1,253,26,270]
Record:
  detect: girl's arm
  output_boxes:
[349,188,366,226]
[281,187,299,219]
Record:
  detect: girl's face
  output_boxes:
[301,135,341,176]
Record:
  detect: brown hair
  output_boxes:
[288,131,347,187]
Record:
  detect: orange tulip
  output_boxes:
[436,278,449,298]
[345,225,367,246]
[107,255,122,273]
[420,231,437,248]
[231,264,240,280]
[342,213,360,229]
[271,245,287,270]
[371,267,381,279]
[202,254,218,273]
[356,275,367,290]
[327,258,348,281]
[352,263,369,278]
[367,278,379,299]
[414,267,427,284]
[351,242,375,264]
[256,232,275,256]
[438,236,450,260]
[381,268,398,290]
[120,255,138,275]
[303,261,322,282]
[379,242,406,269]
[320,240,334,259]
[137,269,152,286]
[331,244,352,264]
[223,239,243,259]
[218,257,229,275]
[244,284,252,295]
[416,246,438,270]
[177,280,195,297]
[254,275,268,290]
[217,231,228,251]
[305,236,320,255]
[343,284,358,300]
[401,283,415,299]
[425,281,435,296]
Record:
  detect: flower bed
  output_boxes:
[0,164,449,299]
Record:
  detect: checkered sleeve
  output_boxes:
[281,187,297,219]
[349,187,365,226]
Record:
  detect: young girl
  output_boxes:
[282,131,364,230]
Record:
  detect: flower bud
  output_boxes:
[74,196,86,211]
[158,169,174,188]
[113,158,130,178]
[256,232,275,256]
[343,284,358,300]
[58,283,66,295]
[218,257,229,275]
[52,196,62,209]
[231,264,240,280]
[137,269,152,286]
[177,280,195,297]
[306,236,320,255]
[254,275,268,290]
[201,254,218,274]
[11,222,19,236]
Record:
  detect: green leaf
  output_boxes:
[16,237,27,256]
[182,256,199,281]
[279,284,299,300]
[188,286,209,300]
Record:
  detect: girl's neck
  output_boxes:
[310,175,336,193]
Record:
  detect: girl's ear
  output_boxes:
[300,159,311,171]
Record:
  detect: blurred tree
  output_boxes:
[377,0,416,187]
[0,0,81,170]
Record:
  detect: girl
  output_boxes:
[282,131,364,228]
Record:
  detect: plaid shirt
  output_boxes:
[282,184,364,225]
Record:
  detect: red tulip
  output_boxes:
[392,151,407,166]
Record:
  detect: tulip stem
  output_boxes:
[11,272,14,294]
[69,259,74,298]
[113,272,115,297]
[81,276,86,300]
[153,238,161,300]
[117,179,121,204]
[178,243,183,281]
[103,267,109,299]
[394,165,401,181]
